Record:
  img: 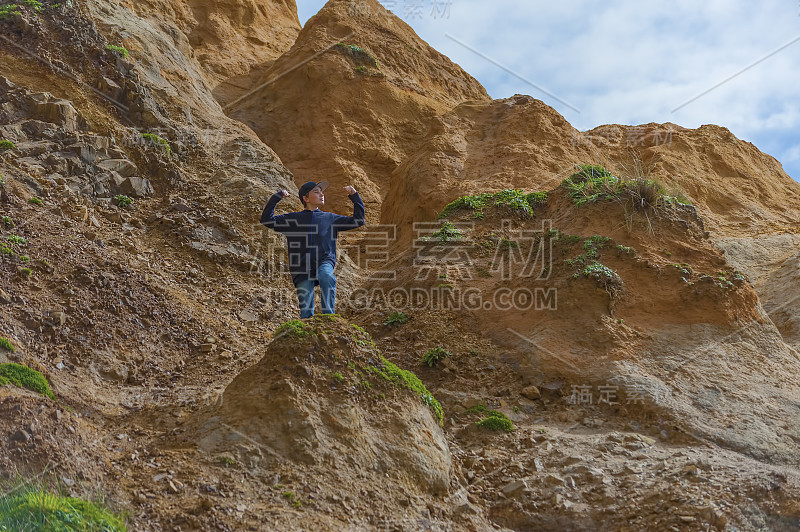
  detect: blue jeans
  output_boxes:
[296,262,336,318]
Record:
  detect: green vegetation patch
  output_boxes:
[2,216,15,228]
[273,319,315,340]
[562,164,692,209]
[6,234,27,245]
[0,4,22,19]
[580,261,623,297]
[0,480,125,531]
[0,140,15,150]
[438,189,548,219]
[383,311,409,326]
[476,416,514,432]
[368,356,443,425]
[0,363,55,399]
[562,164,621,205]
[335,43,380,70]
[428,221,463,243]
[105,44,129,58]
[468,404,514,432]
[28,197,42,205]
[582,235,610,259]
[0,243,15,257]
[0,337,14,351]
[281,490,302,509]
[113,194,133,207]
[421,346,451,367]
[140,133,172,154]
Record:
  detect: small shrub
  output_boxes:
[421,346,451,367]
[6,235,27,245]
[105,44,129,58]
[0,337,14,352]
[114,194,133,207]
[332,372,344,382]
[468,404,515,432]
[383,311,409,326]
[582,261,623,298]
[28,197,42,205]
[477,416,514,432]
[0,363,55,399]
[562,164,620,205]
[216,454,235,467]
[0,140,14,150]
[429,221,463,243]
[616,244,634,255]
[2,216,13,228]
[140,133,172,154]
[19,267,32,278]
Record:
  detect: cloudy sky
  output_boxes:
[298,1,800,181]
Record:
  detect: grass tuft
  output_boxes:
[0,478,126,531]
[0,363,55,399]
[274,319,315,339]
[438,189,547,219]
[368,356,443,425]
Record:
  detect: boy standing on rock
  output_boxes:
[260,180,365,318]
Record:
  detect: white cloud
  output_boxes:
[296,0,800,179]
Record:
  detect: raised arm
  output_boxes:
[260,189,290,230]
[333,186,365,231]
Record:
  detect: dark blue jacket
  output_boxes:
[260,190,365,286]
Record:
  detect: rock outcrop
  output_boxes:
[228,0,491,217]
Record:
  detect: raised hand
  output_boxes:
[344,185,357,195]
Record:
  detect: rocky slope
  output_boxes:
[1,1,800,531]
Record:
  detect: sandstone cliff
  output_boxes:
[1,0,800,530]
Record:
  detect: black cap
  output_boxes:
[298,180,329,203]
